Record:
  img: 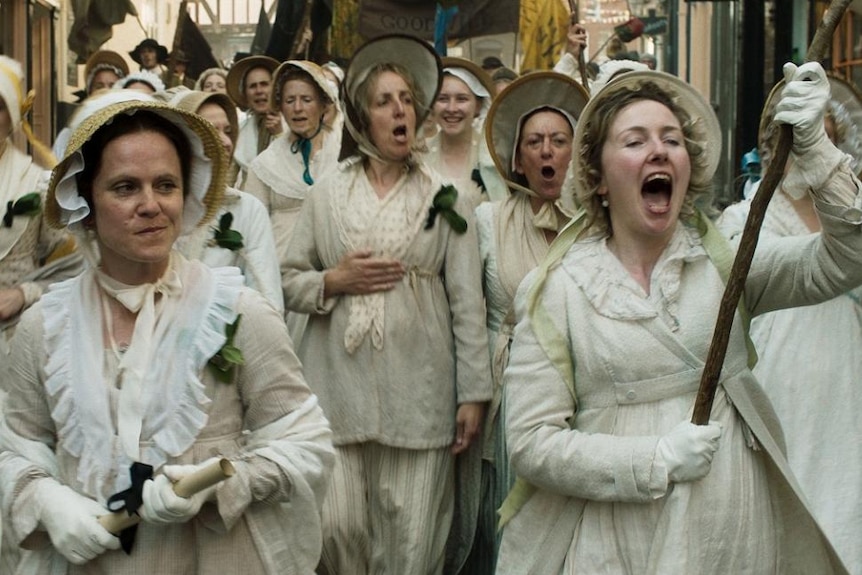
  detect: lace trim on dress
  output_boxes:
[561,224,707,323]
[41,256,244,499]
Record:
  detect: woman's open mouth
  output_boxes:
[393,125,408,142]
[642,173,672,214]
[541,166,557,180]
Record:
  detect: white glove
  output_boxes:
[773,61,846,198]
[656,420,722,483]
[33,479,120,565]
[140,460,220,524]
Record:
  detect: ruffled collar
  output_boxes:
[561,223,706,324]
[249,126,340,199]
[40,253,244,500]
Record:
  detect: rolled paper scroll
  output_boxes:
[98,458,235,534]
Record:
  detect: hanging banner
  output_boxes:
[358,0,518,41]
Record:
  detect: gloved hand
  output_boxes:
[139,459,220,524]
[656,420,722,483]
[773,61,846,198]
[33,479,120,564]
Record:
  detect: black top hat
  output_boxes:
[129,39,169,66]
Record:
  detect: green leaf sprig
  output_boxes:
[3,192,41,227]
[208,315,245,383]
[425,184,467,234]
[211,212,244,251]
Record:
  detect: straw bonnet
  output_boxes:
[226,55,279,109]
[45,93,227,234]
[270,60,338,111]
[84,50,129,83]
[759,74,862,174]
[169,88,240,149]
[340,34,442,160]
[572,70,721,192]
[195,67,228,91]
[129,38,169,66]
[485,71,589,193]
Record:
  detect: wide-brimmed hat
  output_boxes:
[45,93,227,234]
[572,70,721,194]
[194,68,228,91]
[485,71,589,193]
[759,74,862,173]
[84,50,129,81]
[129,38,169,66]
[168,88,240,149]
[340,34,442,160]
[226,55,279,109]
[270,60,338,111]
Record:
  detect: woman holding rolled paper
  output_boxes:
[0,92,334,574]
[496,63,859,573]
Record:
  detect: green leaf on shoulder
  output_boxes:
[424,184,467,235]
[208,315,245,383]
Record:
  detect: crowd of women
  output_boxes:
[0,21,860,575]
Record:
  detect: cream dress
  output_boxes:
[498,164,862,573]
[722,191,862,574]
[0,255,334,574]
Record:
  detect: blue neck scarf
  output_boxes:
[289,119,325,185]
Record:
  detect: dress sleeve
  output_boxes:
[281,187,340,315]
[236,192,285,313]
[0,305,60,547]
[504,271,668,503]
[442,197,493,404]
[204,290,334,531]
[744,165,862,315]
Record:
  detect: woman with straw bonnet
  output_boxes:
[282,35,491,574]
[243,61,341,334]
[226,55,282,186]
[0,56,82,352]
[718,73,862,573]
[496,63,857,574]
[466,71,588,574]
[425,57,506,206]
[165,88,283,313]
[0,91,333,574]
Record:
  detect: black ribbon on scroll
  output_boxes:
[106,462,154,554]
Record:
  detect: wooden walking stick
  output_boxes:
[566,0,591,91]
[691,0,852,425]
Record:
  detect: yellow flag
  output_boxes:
[520,0,570,72]
[332,0,364,60]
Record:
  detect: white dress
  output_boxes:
[723,191,862,574]
[498,174,862,574]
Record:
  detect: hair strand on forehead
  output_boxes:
[577,80,714,238]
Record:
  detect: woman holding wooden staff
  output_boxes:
[0,92,334,574]
[496,63,859,574]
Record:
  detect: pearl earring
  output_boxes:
[601,198,609,208]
